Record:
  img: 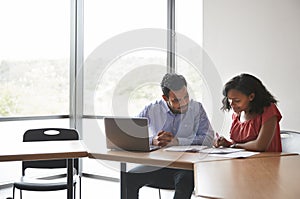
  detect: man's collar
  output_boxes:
[162,100,171,113]
[162,99,192,115]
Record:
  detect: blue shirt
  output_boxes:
[138,99,214,146]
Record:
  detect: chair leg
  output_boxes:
[158,188,161,199]
[74,185,76,199]
[79,176,82,199]
[20,190,22,199]
[12,186,15,199]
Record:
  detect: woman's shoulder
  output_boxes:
[263,103,280,113]
[261,103,282,122]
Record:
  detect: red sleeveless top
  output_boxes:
[230,103,282,152]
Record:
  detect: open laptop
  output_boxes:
[104,117,160,152]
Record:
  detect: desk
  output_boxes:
[89,150,294,170]
[0,140,88,199]
[90,149,209,170]
[89,149,294,199]
[194,155,300,199]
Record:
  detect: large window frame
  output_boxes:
[0,0,204,183]
[0,0,203,128]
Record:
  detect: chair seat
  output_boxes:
[14,175,78,191]
[146,183,175,190]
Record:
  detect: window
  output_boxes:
[84,0,167,117]
[0,0,206,181]
[82,0,207,178]
[0,0,70,117]
[83,0,168,176]
[0,0,71,184]
[175,0,214,119]
[176,0,203,46]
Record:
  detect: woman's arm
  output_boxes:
[235,116,277,152]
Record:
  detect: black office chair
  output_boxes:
[146,179,196,199]
[12,128,81,199]
[280,130,300,154]
[146,184,174,199]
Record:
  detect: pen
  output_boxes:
[215,132,224,147]
[213,132,219,148]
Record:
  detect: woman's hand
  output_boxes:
[214,134,232,148]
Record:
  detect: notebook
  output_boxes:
[104,117,160,152]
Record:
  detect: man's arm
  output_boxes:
[193,104,214,146]
[138,102,166,145]
[177,102,214,147]
[137,105,154,145]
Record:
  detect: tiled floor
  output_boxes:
[0,177,200,199]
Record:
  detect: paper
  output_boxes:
[200,147,245,154]
[209,151,259,158]
[164,145,207,152]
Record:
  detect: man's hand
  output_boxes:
[153,130,178,147]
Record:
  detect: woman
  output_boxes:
[215,73,282,152]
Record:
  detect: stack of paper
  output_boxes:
[164,146,260,158]
[209,151,260,158]
[164,145,207,152]
[200,147,245,154]
[200,147,259,158]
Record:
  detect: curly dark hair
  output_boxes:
[161,73,187,98]
[221,73,277,114]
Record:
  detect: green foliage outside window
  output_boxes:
[0,90,18,116]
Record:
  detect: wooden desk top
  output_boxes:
[0,140,88,162]
[90,149,202,170]
[194,155,300,199]
[89,149,294,170]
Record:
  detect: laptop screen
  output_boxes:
[104,117,155,152]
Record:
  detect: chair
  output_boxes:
[280,130,300,154]
[146,184,174,199]
[147,183,197,199]
[12,128,81,199]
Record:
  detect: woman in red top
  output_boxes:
[214,73,282,152]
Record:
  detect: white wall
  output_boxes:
[203,0,300,135]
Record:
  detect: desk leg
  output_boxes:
[120,162,127,199]
[67,159,74,199]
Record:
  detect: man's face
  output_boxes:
[163,86,189,114]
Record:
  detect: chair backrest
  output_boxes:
[22,128,79,176]
[280,130,300,154]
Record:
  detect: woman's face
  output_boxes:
[227,89,255,114]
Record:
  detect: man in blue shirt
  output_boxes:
[126,73,214,199]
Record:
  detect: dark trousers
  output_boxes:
[125,165,194,199]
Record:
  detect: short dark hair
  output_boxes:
[161,73,187,98]
[221,73,277,114]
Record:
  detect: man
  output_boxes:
[125,73,214,199]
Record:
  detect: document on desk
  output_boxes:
[164,145,207,152]
[209,151,260,158]
[199,148,260,158]
[199,147,259,158]
[200,147,245,154]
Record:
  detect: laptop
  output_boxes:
[104,117,160,152]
